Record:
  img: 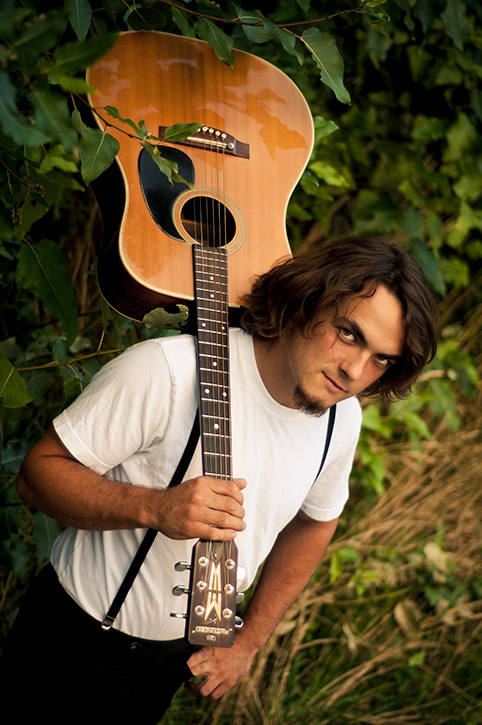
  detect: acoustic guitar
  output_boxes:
[87,31,314,647]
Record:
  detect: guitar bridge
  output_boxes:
[157,125,250,159]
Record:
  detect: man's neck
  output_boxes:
[252,336,297,409]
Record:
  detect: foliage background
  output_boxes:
[1,0,481,722]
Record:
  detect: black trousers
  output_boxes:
[1,564,196,724]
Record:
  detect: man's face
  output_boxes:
[284,284,404,416]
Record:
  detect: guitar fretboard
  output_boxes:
[193,245,232,480]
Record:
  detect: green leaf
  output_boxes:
[194,18,235,68]
[141,145,192,188]
[32,512,62,563]
[309,160,351,188]
[5,534,31,576]
[143,304,189,331]
[163,122,202,143]
[65,0,92,41]
[63,377,84,408]
[441,0,470,51]
[301,28,351,105]
[408,651,426,667]
[79,127,120,184]
[52,74,96,94]
[411,238,446,296]
[31,88,78,150]
[54,32,119,74]
[262,20,304,64]
[329,546,359,584]
[125,6,165,31]
[14,9,69,55]
[104,106,147,138]
[0,352,33,408]
[314,115,339,139]
[427,378,459,430]
[362,404,393,438]
[1,442,30,475]
[17,240,78,347]
[234,5,272,44]
[170,7,197,38]
[0,71,51,147]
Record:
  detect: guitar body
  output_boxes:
[87,31,314,319]
[89,32,314,646]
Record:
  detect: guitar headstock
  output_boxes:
[172,539,240,647]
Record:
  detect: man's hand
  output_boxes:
[185,630,256,699]
[151,476,247,541]
[16,426,247,536]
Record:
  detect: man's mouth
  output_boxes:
[323,372,347,393]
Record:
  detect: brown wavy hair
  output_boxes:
[241,235,438,402]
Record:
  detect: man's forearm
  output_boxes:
[16,426,245,540]
[240,512,339,652]
[186,511,339,699]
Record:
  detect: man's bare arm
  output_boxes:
[16,426,246,540]
[187,511,339,699]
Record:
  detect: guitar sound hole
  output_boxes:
[180,196,236,247]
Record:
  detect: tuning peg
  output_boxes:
[172,585,190,596]
[235,616,243,628]
[170,612,188,620]
[236,592,245,603]
[174,561,192,572]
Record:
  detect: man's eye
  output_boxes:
[340,327,355,341]
[375,355,390,368]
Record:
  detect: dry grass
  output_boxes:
[166,284,482,724]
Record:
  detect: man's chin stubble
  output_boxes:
[293,385,328,418]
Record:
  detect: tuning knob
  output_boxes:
[174,561,192,572]
[172,585,190,596]
[170,612,188,619]
[235,616,243,628]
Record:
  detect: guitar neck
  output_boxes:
[193,245,232,480]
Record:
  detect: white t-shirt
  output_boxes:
[52,328,361,640]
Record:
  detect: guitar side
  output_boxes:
[87,31,314,320]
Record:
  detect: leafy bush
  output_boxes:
[1,1,481,720]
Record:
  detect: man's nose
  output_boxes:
[339,350,370,382]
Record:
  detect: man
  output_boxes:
[4,235,437,723]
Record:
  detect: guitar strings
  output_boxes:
[195,127,234,589]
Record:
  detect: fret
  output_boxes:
[193,245,232,481]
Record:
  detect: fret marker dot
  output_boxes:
[213,361,217,367]
[205,388,210,394]
[214,423,219,430]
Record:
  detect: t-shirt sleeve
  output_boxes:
[299,398,362,521]
[53,341,174,475]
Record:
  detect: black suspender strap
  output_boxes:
[314,404,336,482]
[101,409,200,630]
[101,403,336,631]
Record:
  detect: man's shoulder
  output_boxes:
[122,333,196,362]
[334,396,362,428]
